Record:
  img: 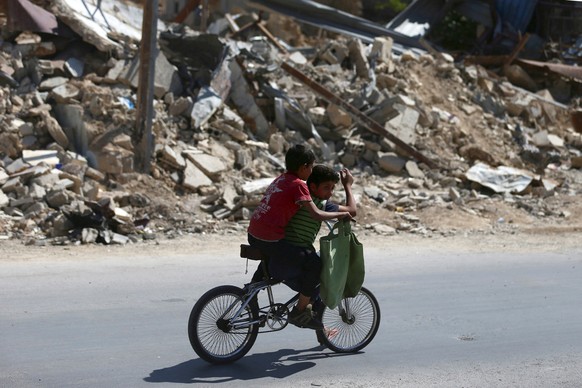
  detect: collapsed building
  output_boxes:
[0,0,581,245]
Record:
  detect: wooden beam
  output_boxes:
[135,0,158,173]
[174,0,200,24]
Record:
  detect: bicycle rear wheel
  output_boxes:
[188,285,259,364]
[317,287,380,353]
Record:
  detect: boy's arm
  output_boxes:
[337,169,357,217]
[300,200,351,222]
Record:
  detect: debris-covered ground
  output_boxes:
[1,0,581,246]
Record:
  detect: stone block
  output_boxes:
[386,105,419,146]
[22,150,59,167]
[405,160,425,179]
[2,177,22,193]
[5,158,31,175]
[0,190,9,208]
[38,76,68,91]
[95,145,134,174]
[327,104,352,128]
[51,83,81,103]
[30,172,60,189]
[46,189,72,209]
[29,183,47,199]
[24,202,46,217]
[183,160,213,191]
[348,39,370,79]
[184,152,227,181]
[82,228,99,244]
[376,69,397,89]
[160,145,186,170]
[378,153,406,173]
[169,96,192,117]
[0,170,8,186]
[85,167,106,182]
[10,196,34,208]
[370,36,393,64]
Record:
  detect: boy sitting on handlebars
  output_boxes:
[247,145,351,330]
[283,165,357,327]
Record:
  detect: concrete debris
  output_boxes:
[0,2,581,244]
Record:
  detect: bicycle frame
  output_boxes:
[222,273,357,332]
[221,277,297,332]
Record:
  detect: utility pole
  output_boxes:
[135,0,158,173]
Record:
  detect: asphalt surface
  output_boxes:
[1,242,582,387]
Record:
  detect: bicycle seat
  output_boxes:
[240,244,268,261]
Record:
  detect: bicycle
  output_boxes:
[187,237,381,364]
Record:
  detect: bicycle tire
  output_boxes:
[188,285,259,364]
[316,287,380,353]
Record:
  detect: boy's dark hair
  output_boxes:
[307,164,339,186]
[285,144,316,172]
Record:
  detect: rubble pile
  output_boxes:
[1,1,581,245]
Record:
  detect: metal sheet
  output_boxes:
[7,0,59,34]
[517,58,582,82]
[247,0,424,50]
[495,0,539,33]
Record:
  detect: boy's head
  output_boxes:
[285,144,316,179]
[307,164,339,200]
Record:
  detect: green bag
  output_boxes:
[344,231,365,297]
[319,220,365,309]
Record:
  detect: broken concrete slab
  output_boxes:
[51,0,166,57]
[190,86,223,129]
[183,152,227,181]
[183,159,213,191]
[22,150,59,166]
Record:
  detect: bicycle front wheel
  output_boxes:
[188,285,259,364]
[317,287,380,353]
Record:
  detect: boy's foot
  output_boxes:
[288,304,323,330]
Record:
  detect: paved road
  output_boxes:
[1,244,581,387]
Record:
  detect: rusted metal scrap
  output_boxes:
[515,58,582,83]
[280,62,438,169]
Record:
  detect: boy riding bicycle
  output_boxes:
[247,145,351,330]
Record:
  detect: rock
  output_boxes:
[378,153,406,173]
[0,190,9,208]
[348,39,370,79]
[373,224,396,235]
[184,152,227,181]
[51,83,81,103]
[22,150,59,167]
[38,76,68,91]
[82,228,99,244]
[183,160,213,191]
[370,36,393,64]
[327,104,352,128]
[46,189,72,208]
[502,64,537,92]
[405,161,425,179]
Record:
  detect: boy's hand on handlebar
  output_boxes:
[338,212,352,220]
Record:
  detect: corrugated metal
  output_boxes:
[495,0,539,33]
[248,0,425,49]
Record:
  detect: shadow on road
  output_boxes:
[144,346,358,384]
